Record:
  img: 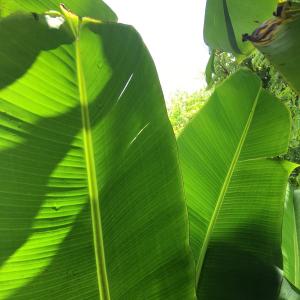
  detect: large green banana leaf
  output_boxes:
[282,185,300,290]
[177,70,295,299]
[0,0,117,21]
[247,2,300,95]
[204,0,277,55]
[0,7,195,300]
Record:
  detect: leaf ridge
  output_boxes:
[70,10,110,300]
[195,86,262,284]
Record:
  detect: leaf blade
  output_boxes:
[178,69,292,299]
[204,0,277,55]
[283,185,300,290]
[0,12,195,299]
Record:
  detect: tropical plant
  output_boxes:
[0,3,195,299]
[203,0,278,56]
[0,0,299,299]
[245,1,300,95]
[205,49,300,163]
[203,0,300,297]
[178,69,295,299]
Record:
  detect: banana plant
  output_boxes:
[0,1,297,300]
[204,0,277,55]
[0,4,195,299]
[178,69,295,299]
[203,0,278,86]
[204,0,300,95]
[244,1,300,95]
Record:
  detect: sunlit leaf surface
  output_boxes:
[0,9,195,300]
[178,70,294,299]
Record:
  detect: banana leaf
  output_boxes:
[282,185,300,290]
[204,0,277,55]
[246,2,300,95]
[0,0,117,21]
[177,69,295,299]
[0,7,195,300]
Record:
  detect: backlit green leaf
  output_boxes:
[178,69,294,299]
[0,9,195,299]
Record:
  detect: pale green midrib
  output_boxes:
[195,89,262,285]
[292,201,299,285]
[75,29,111,299]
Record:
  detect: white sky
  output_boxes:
[106,0,209,102]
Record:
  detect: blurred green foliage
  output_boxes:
[168,90,210,136]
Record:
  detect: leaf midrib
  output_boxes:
[75,20,110,300]
[195,88,262,285]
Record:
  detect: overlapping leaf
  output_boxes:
[204,0,277,55]
[248,2,300,95]
[178,70,294,299]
